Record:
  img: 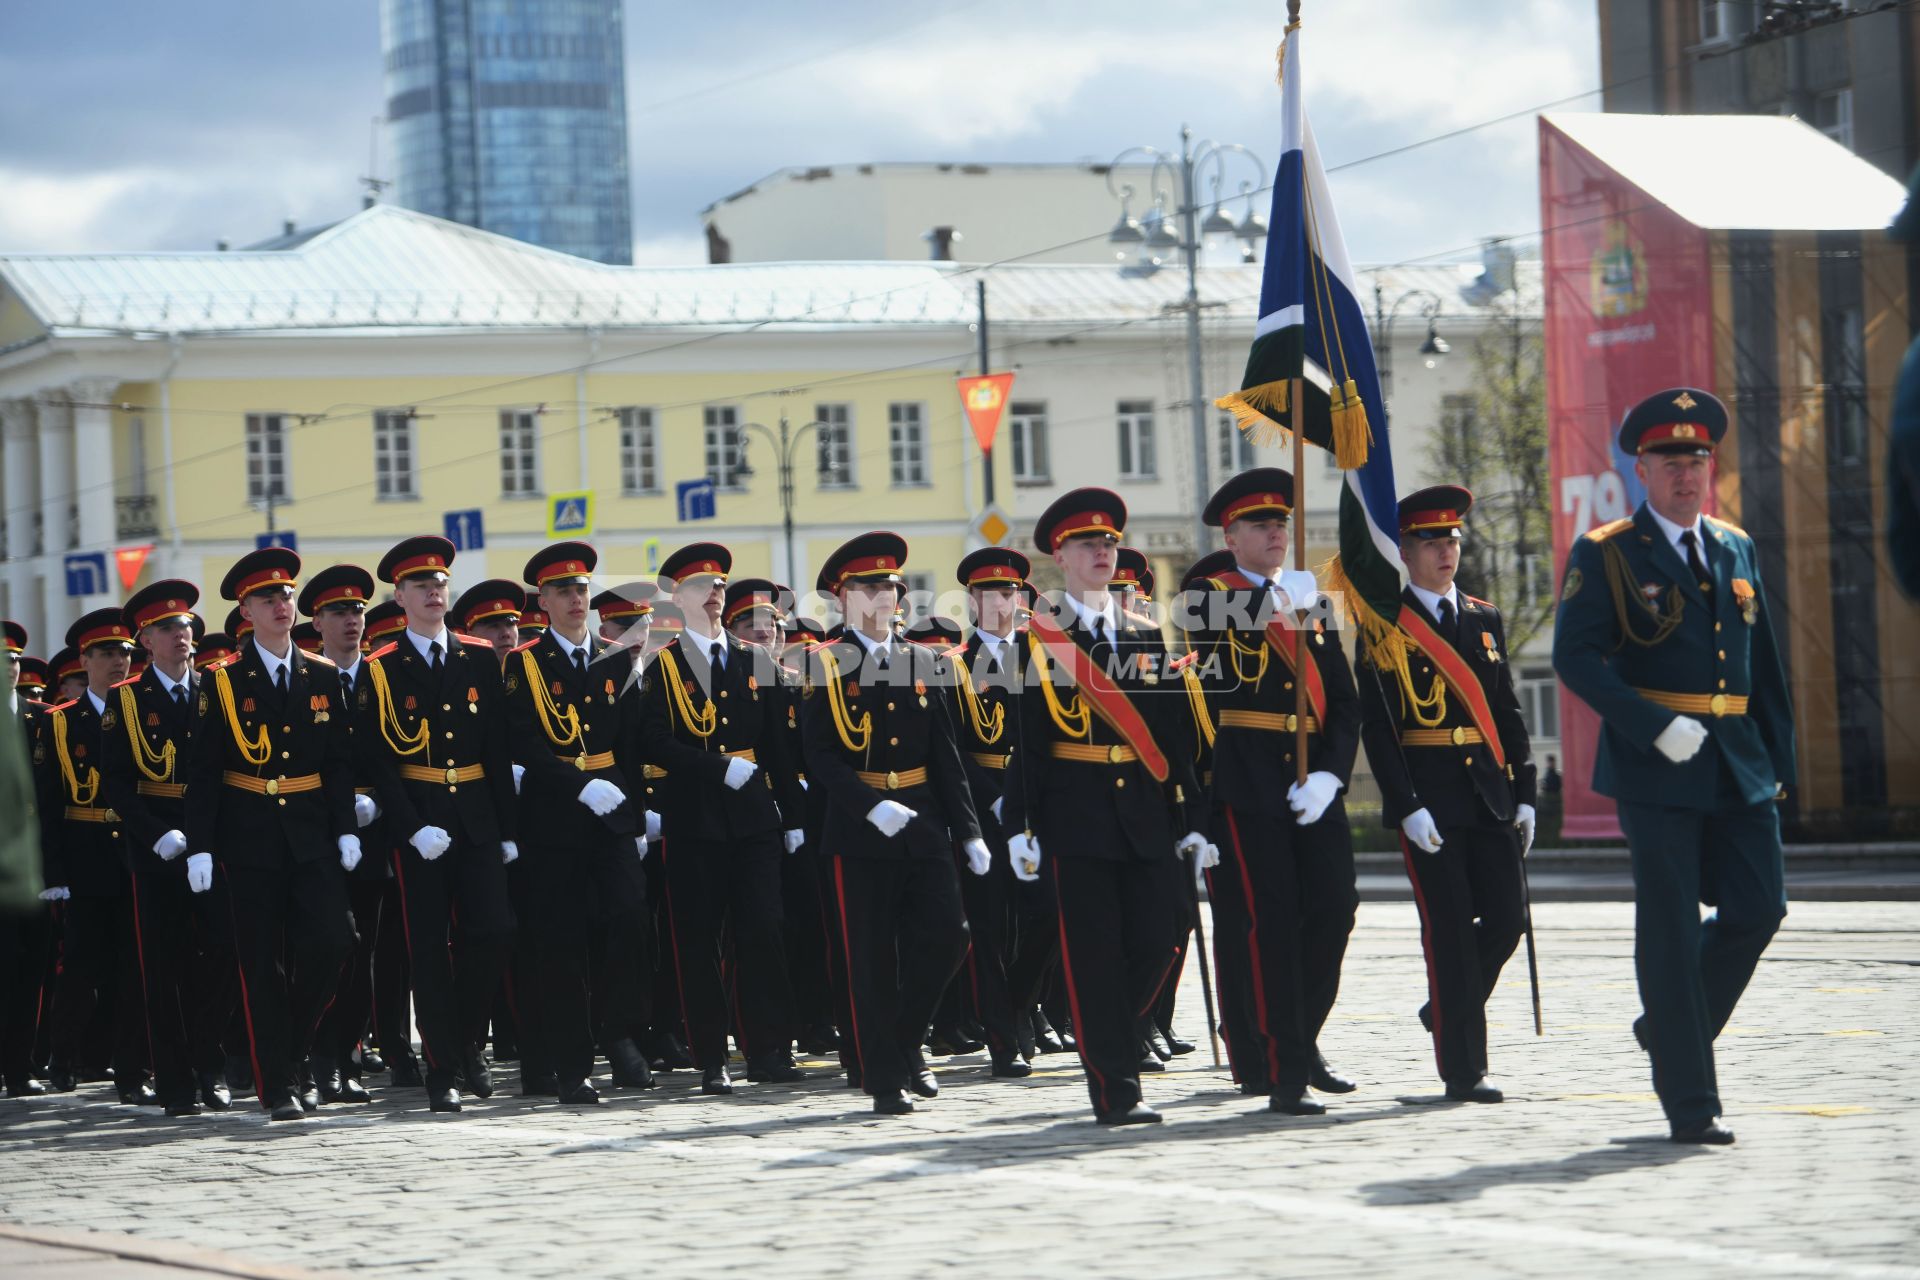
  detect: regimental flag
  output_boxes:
[1215,17,1404,657]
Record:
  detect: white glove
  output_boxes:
[410,825,452,861]
[644,810,662,841]
[578,777,626,816]
[1274,569,1322,613]
[784,829,805,855]
[798,777,808,791]
[185,854,213,893]
[723,757,759,791]
[353,793,378,828]
[990,796,1004,823]
[38,886,70,902]
[866,800,917,838]
[1008,833,1041,882]
[963,838,991,876]
[512,763,525,794]
[1653,715,1709,764]
[501,840,519,865]
[1401,808,1444,854]
[1514,803,1536,859]
[153,829,188,861]
[338,834,363,873]
[1174,830,1211,860]
[1287,771,1340,826]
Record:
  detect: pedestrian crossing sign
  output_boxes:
[547,490,594,538]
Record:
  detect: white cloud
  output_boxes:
[0,168,157,251]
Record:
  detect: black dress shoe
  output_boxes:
[799,1024,840,1057]
[1444,1077,1504,1103]
[333,1077,372,1104]
[197,1071,232,1110]
[1309,1054,1358,1094]
[520,1070,558,1097]
[314,1062,347,1102]
[1268,1088,1327,1116]
[746,1056,806,1084]
[608,1038,656,1089]
[1032,1012,1066,1055]
[873,1089,914,1115]
[460,1045,494,1099]
[47,1066,76,1093]
[388,1053,423,1088]
[359,1048,387,1074]
[298,1078,320,1112]
[1163,1033,1197,1056]
[701,1066,733,1096]
[1671,1116,1735,1145]
[1418,1003,1434,1034]
[1016,1011,1039,1061]
[990,1056,1032,1079]
[659,1034,694,1071]
[6,1079,47,1097]
[165,1100,202,1117]
[428,1087,463,1113]
[268,1099,306,1122]
[1237,1079,1269,1096]
[1136,1051,1166,1073]
[1144,1027,1174,1062]
[908,1069,939,1098]
[556,1080,602,1106]
[119,1081,160,1107]
[930,1026,985,1056]
[1095,1102,1163,1126]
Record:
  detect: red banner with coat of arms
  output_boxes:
[1539,117,1716,839]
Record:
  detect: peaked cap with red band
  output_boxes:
[1033,487,1126,554]
[298,564,375,617]
[1398,484,1474,541]
[221,546,301,601]
[377,535,456,585]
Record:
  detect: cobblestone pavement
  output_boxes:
[2,900,1915,1279]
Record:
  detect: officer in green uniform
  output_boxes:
[1553,387,1795,1146]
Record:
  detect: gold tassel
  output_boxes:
[1320,552,1405,671]
[1213,383,1291,452]
[1329,379,1372,469]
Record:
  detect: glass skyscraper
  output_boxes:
[382,0,634,265]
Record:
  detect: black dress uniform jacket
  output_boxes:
[37,694,126,896]
[504,631,639,841]
[101,667,197,883]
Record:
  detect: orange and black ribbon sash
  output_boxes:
[1025,611,1170,782]
[1211,568,1329,726]
[1394,604,1508,770]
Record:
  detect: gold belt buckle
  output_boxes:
[1107,744,1124,764]
[104,808,120,823]
[445,766,460,785]
[1450,726,1467,746]
[574,753,589,771]
[1285,713,1298,732]
[1709,693,1728,717]
[265,777,281,797]
[885,770,900,790]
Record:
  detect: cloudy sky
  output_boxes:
[0,0,1599,268]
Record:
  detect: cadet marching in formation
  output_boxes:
[0,386,1794,1143]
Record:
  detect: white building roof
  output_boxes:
[0,203,1538,342]
[1542,112,1909,231]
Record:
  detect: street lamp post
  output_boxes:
[1107,127,1267,559]
[738,406,825,588]
[1371,283,1450,404]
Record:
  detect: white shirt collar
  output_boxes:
[252,637,294,680]
[152,664,191,697]
[681,621,726,665]
[1408,580,1460,620]
[404,626,450,662]
[848,628,893,660]
[1062,592,1117,633]
[974,627,1012,655]
[549,628,592,662]
[1645,505,1705,555]
[85,688,108,716]
[335,655,361,683]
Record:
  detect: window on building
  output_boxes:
[1117,400,1157,479]
[816,403,854,488]
[498,409,542,497]
[619,407,659,495]
[1697,0,1735,43]
[1009,401,1050,485]
[1813,89,1853,151]
[1516,666,1560,741]
[245,412,289,504]
[373,410,417,500]
[1217,411,1256,478]
[704,405,747,490]
[889,402,928,486]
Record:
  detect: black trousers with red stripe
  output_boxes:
[48,894,145,1082]
[524,835,648,1084]
[390,841,514,1092]
[780,838,835,1034]
[1050,853,1184,1116]
[314,872,387,1079]
[1206,804,1358,1093]
[223,857,355,1108]
[950,838,1021,1060]
[1401,819,1525,1086]
[830,852,968,1097]
[130,864,237,1106]
[660,831,792,1071]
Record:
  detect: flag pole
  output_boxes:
[1288,0,1309,788]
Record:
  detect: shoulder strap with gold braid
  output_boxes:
[365,659,427,758]
[213,664,273,766]
[117,684,175,783]
[1600,538,1685,649]
[946,652,1005,747]
[51,708,102,805]
[814,646,871,754]
[658,648,715,741]
[1024,632,1092,742]
[519,648,582,747]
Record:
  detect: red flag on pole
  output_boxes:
[114,544,155,591]
[955,372,1015,454]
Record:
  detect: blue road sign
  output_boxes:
[256,530,298,551]
[444,507,485,552]
[63,552,109,597]
[676,478,716,523]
